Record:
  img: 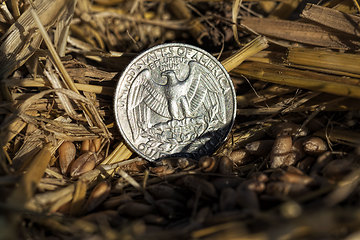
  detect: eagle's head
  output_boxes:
[161,70,178,84]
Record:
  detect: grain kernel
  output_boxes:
[81,139,90,153]
[58,141,76,174]
[70,151,96,177]
[86,181,111,212]
[303,137,327,155]
[218,156,233,175]
[198,156,218,172]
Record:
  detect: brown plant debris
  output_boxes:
[1,0,360,240]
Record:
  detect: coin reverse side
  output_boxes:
[114,43,236,161]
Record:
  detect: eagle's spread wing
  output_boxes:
[127,69,171,141]
[186,61,226,123]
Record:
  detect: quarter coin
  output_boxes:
[114,43,236,161]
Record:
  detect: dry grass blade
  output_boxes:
[287,48,360,76]
[301,4,360,38]
[323,0,358,13]
[118,170,142,191]
[4,77,114,96]
[0,3,14,24]
[101,142,133,165]
[0,117,26,147]
[233,61,360,99]
[29,4,100,129]
[10,0,21,20]
[0,0,70,79]
[222,35,269,72]
[354,0,360,12]
[17,89,110,139]
[55,0,77,57]
[241,17,360,49]
[232,0,242,46]
[43,64,79,119]
[12,127,45,171]
[324,168,360,206]
[237,85,295,107]
[69,180,87,216]
[94,11,189,30]
[27,169,101,212]
[7,143,53,207]
[315,128,360,146]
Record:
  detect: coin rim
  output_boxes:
[114,43,237,161]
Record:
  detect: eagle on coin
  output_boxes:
[127,60,226,141]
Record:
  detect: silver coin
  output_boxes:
[114,43,236,161]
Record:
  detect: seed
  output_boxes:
[155,199,186,219]
[286,165,305,175]
[310,151,332,175]
[291,138,306,162]
[198,156,218,172]
[147,184,185,201]
[250,172,269,183]
[266,181,308,197]
[272,138,307,170]
[236,185,259,211]
[95,151,105,165]
[86,181,111,212]
[194,207,211,224]
[272,152,298,169]
[242,179,266,193]
[103,194,133,209]
[70,151,96,177]
[178,175,217,198]
[81,210,120,223]
[58,141,76,174]
[218,156,233,175]
[229,149,251,166]
[245,140,274,157]
[322,159,352,181]
[219,187,237,211]
[177,157,190,169]
[143,214,168,225]
[212,177,244,191]
[272,135,292,155]
[280,201,302,219]
[93,138,101,152]
[81,139,90,153]
[119,159,148,172]
[276,167,313,185]
[303,137,327,156]
[270,135,292,168]
[118,202,154,217]
[280,172,313,185]
[297,156,315,172]
[150,165,175,177]
[89,140,96,152]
